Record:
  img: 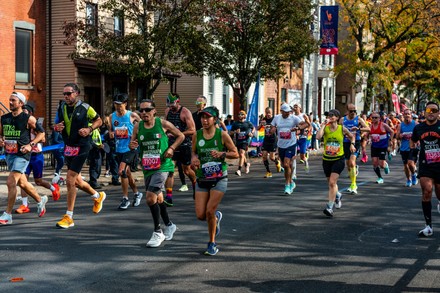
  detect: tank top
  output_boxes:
[400,120,416,152]
[166,107,191,147]
[195,128,228,179]
[1,112,31,159]
[370,122,389,148]
[323,124,345,161]
[343,116,361,142]
[112,110,133,153]
[137,117,175,177]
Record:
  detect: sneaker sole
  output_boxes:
[323,209,333,217]
[56,223,74,229]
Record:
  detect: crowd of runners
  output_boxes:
[0,85,439,256]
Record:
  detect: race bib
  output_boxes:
[115,126,129,139]
[237,131,247,140]
[425,149,440,164]
[64,146,80,157]
[401,132,412,140]
[201,161,223,179]
[370,134,380,143]
[142,153,161,170]
[5,140,18,154]
[325,142,341,156]
[279,131,292,140]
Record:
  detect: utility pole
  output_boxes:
[312,2,320,119]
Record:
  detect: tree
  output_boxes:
[182,0,318,109]
[63,0,198,99]
[338,0,440,112]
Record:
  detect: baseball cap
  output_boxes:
[280,104,291,112]
[113,93,128,104]
[201,106,219,118]
[328,109,340,117]
[11,92,26,104]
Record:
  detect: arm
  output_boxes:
[343,126,357,153]
[316,120,327,140]
[131,111,140,125]
[191,132,200,170]
[358,117,370,133]
[396,124,402,139]
[128,123,139,150]
[182,108,196,137]
[162,119,184,158]
[220,130,239,159]
[21,116,45,153]
[218,120,227,131]
[108,115,115,139]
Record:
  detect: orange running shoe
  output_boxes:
[93,192,106,214]
[52,183,61,201]
[15,205,30,214]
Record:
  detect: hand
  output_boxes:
[164,147,173,158]
[20,144,31,154]
[129,139,139,150]
[78,127,91,137]
[54,121,65,132]
[191,156,200,169]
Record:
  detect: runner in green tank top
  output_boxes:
[130,99,184,248]
[316,109,356,218]
[191,106,238,256]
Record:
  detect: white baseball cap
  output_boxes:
[11,92,26,104]
[280,104,291,112]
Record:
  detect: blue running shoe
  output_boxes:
[384,163,390,175]
[406,180,412,187]
[215,211,222,236]
[290,181,296,193]
[376,178,384,184]
[411,173,418,185]
[204,242,219,256]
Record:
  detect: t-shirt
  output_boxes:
[411,120,440,167]
[230,121,254,143]
[271,114,302,149]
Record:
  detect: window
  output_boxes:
[86,3,98,35]
[208,75,215,105]
[222,82,229,114]
[16,29,32,84]
[114,11,124,37]
[268,98,274,111]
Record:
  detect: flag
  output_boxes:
[248,73,262,147]
[320,6,339,55]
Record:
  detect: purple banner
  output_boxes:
[320,6,339,55]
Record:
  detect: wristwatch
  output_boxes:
[221,152,227,159]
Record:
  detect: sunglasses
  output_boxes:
[195,101,205,105]
[371,116,379,119]
[327,114,335,117]
[425,108,439,114]
[349,110,357,113]
[139,107,155,113]
[63,92,74,96]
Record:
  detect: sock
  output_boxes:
[263,160,270,172]
[362,150,366,157]
[66,210,73,218]
[292,160,297,176]
[50,185,55,192]
[91,192,99,199]
[275,159,280,166]
[422,201,432,227]
[159,202,171,226]
[244,162,248,167]
[149,202,162,232]
[374,166,382,178]
[349,167,357,185]
[123,195,129,199]
[238,166,242,171]
[327,201,335,209]
[166,188,172,198]
[22,197,29,207]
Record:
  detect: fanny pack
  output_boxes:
[197,176,227,189]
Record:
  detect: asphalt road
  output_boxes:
[0,151,439,293]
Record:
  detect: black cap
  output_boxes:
[113,93,129,104]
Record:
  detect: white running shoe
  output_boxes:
[284,184,291,195]
[147,231,166,247]
[245,163,250,174]
[163,224,177,241]
[178,184,188,192]
[418,225,433,237]
[335,192,342,209]
[235,170,241,176]
[0,212,12,225]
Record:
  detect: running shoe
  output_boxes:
[93,192,106,214]
[392,150,397,156]
[37,195,48,217]
[349,184,358,195]
[15,205,30,214]
[335,192,342,209]
[178,184,188,192]
[387,152,392,161]
[164,195,173,207]
[204,242,219,256]
[56,214,74,229]
[305,163,310,174]
[411,173,418,186]
[384,163,390,175]
[0,212,12,225]
[290,181,296,193]
[292,174,297,182]
[52,173,60,185]
[215,211,222,236]
[163,223,177,240]
[104,170,111,178]
[235,170,242,176]
[245,163,250,174]
[276,162,282,172]
[146,231,165,247]
[361,155,368,163]
[406,180,412,187]
[118,197,130,210]
[132,192,143,207]
[323,207,334,217]
[284,184,291,195]
[264,172,273,178]
[376,178,384,184]
[52,183,61,201]
[418,225,433,237]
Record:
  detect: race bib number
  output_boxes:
[5,140,18,154]
[115,126,129,139]
[201,162,223,179]
[325,142,341,156]
[142,153,161,170]
[401,132,412,140]
[237,131,247,140]
[279,131,292,140]
[64,146,80,157]
[370,134,380,143]
[425,149,440,164]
